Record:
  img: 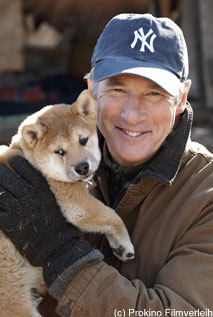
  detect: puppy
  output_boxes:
[0,90,134,316]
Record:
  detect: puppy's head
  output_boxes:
[15,90,101,182]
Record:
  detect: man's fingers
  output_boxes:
[9,156,49,191]
[0,185,18,211]
[0,163,32,197]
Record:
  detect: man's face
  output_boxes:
[93,74,185,167]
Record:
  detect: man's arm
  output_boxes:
[54,202,213,316]
[0,157,103,297]
[0,157,213,317]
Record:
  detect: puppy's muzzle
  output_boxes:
[74,162,89,176]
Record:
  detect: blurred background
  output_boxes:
[0,0,212,151]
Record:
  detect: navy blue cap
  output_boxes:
[91,13,189,96]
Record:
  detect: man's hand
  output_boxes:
[0,157,102,291]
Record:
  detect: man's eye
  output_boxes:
[55,149,66,156]
[79,137,89,146]
[113,88,125,93]
[148,91,160,96]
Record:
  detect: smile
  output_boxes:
[116,126,152,139]
[124,130,142,137]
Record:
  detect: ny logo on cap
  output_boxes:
[131,27,156,53]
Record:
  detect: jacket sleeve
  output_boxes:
[54,204,213,317]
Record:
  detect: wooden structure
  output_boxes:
[0,0,212,146]
[181,0,213,111]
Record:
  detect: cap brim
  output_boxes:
[93,57,181,96]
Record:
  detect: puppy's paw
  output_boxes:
[112,243,135,262]
[106,232,135,262]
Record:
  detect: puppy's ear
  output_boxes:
[21,120,48,148]
[72,90,96,120]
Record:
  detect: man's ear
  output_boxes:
[21,120,48,148]
[72,89,96,120]
[87,79,93,94]
[176,80,191,115]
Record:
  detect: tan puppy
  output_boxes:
[0,90,134,316]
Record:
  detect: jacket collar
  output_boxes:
[139,102,193,184]
[98,102,193,185]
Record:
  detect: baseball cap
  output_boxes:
[91,13,189,96]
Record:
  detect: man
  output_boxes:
[0,13,212,317]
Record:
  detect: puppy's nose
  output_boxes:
[75,162,89,175]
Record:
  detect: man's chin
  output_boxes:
[110,145,155,166]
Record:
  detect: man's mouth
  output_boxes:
[124,130,142,137]
[118,127,151,137]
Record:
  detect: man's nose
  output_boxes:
[120,97,147,124]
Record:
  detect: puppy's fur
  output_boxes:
[0,90,134,316]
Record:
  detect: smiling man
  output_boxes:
[90,74,189,166]
[0,13,212,317]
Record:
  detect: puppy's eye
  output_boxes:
[55,149,66,156]
[79,137,88,146]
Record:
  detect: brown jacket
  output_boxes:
[40,105,213,316]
